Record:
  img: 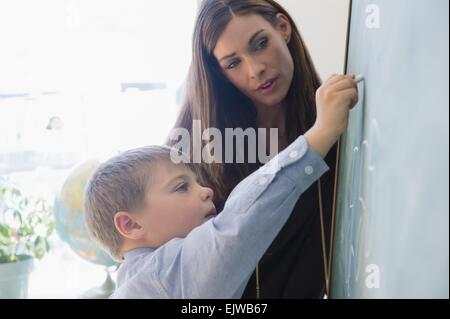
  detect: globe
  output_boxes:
[54,160,117,268]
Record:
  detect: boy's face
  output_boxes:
[138,160,217,247]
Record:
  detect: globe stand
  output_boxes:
[78,266,117,299]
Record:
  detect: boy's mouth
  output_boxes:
[205,207,218,218]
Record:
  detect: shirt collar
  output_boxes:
[124,247,155,260]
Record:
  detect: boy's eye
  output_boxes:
[175,182,188,192]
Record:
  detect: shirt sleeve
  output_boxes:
[152,135,330,298]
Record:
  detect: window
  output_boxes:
[0,0,198,298]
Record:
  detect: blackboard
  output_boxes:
[331,0,449,298]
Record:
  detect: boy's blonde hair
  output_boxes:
[84,145,173,260]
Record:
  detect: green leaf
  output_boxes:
[35,250,44,259]
[0,224,11,237]
[34,236,43,248]
[12,188,21,197]
[13,210,23,224]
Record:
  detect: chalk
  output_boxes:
[355,74,364,83]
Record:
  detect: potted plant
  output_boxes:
[0,178,54,298]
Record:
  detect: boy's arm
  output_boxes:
[154,135,329,298]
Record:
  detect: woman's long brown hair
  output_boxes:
[167,0,322,208]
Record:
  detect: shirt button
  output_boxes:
[289,150,299,159]
[304,165,314,175]
[259,176,268,185]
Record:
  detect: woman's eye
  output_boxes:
[226,60,240,70]
[176,183,188,192]
[256,38,268,50]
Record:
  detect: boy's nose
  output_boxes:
[201,186,214,201]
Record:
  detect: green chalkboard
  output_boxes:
[331,0,449,298]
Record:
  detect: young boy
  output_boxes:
[84,75,358,298]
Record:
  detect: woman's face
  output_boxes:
[213,13,294,109]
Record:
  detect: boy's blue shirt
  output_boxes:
[110,135,329,298]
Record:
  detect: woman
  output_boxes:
[167,0,355,298]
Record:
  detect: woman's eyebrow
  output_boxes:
[219,29,266,62]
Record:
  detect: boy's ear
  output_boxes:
[114,211,145,240]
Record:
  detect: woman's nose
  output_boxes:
[246,57,265,80]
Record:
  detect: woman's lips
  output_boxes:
[256,77,278,94]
